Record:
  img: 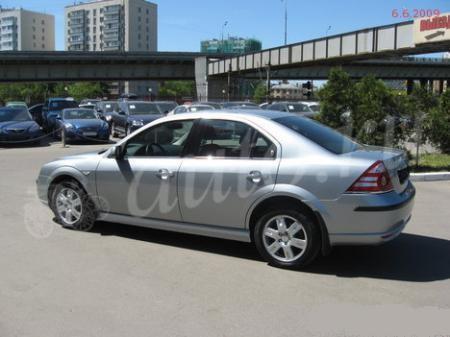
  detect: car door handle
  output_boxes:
[156,169,175,180]
[247,170,262,184]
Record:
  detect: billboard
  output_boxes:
[414,12,450,45]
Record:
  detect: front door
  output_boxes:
[96,119,195,221]
[178,118,280,228]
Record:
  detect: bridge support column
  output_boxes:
[406,79,414,94]
[195,56,230,101]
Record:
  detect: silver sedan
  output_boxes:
[36,110,415,268]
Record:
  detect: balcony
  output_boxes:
[103,5,121,14]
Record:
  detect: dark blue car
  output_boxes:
[56,108,110,142]
[111,101,164,137]
[42,98,79,133]
[0,107,43,144]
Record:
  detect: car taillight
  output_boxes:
[347,160,393,193]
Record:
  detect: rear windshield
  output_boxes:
[49,100,78,110]
[274,115,360,154]
[128,103,160,115]
[64,109,97,120]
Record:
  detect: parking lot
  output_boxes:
[1,142,450,337]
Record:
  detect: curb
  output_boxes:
[410,172,450,182]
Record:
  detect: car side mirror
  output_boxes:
[113,145,124,160]
[118,110,126,115]
[55,115,62,120]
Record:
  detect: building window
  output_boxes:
[41,20,45,25]
[146,8,149,14]
[93,9,97,16]
[42,44,45,49]
[33,35,36,40]
[138,7,141,13]
[42,36,45,41]
[42,28,45,33]
[32,26,36,32]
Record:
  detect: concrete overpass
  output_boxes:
[0,51,232,82]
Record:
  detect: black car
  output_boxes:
[29,104,44,126]
[0,107,43,144]
[111,101,164,137]
[95,101,119,126]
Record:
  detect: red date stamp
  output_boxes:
[392,8,441,18]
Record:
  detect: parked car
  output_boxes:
[42,98,79,133]
[29,103,44,126]
[259,102,271,109]
[0,107,43,144]
[168,104,217,115]
[111,101,164,137]
[222,101,260,109]
[79,103,96,110]
[153,101,178,115]
[56,108,110,142]
[37,110,415,269]
[80,99,101,106]
[268,101,319,118]
[95,101,119,126]
[6,101,28,109]
[191,101,223,109]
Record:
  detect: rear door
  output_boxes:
[177,118,280,228]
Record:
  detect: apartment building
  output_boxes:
[0,7,55,51]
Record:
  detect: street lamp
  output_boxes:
[221,21,228,53]
[148,87,153,101]
[281,0,288,45]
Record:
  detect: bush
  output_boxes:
[426,90,450,153]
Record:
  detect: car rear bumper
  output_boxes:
[324,182,415,246]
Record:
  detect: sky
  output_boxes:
[1,0,449,52]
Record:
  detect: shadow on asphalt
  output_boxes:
[92,222,450,282]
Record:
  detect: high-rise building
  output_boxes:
[65,0,158,96]
[0,7,55,51]
[201,37,262,54]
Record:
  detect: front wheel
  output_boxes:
[253,209,320,269]
[50,180,97,231]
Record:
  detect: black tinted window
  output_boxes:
[128,103,160,115]
[274,116,360,154]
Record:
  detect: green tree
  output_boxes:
[253,82,267,103]
[317,68,355,129]
[67,82,104,101]
[351,75,398,146]
[0,83,48,105]
[426,90,450,153]
[158,81,195,99]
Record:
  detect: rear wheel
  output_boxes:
[253,209,320,269]
[51,180,97,231]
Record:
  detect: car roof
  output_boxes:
[121,100,157,104]
[164,109,291,121]
[62,108,95,112]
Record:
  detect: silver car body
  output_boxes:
[37,110,415,247]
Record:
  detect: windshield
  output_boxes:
[286,103,310,113]
[274,115,360,154]
[156,102,177,113]
[102,102,118,113]
[49,100,78,111]
[309,104,320,112]
[223,102,258,108]
[188,105,214,112]
[0,108,32,122]
[128,103,161,115]
[63,109,97,120]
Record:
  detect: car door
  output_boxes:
[96,119,195,221]
[177,118,280,229]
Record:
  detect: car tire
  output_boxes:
[50,180,97,231]
[253,208,320,269]
[111,122,118,138]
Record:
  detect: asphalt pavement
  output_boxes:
[1,142,449,337]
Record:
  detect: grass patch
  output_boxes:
[411,153,450,172]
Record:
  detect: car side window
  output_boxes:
[124,120,194,157]
[195,119,275,159]
[250,132,277,159]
